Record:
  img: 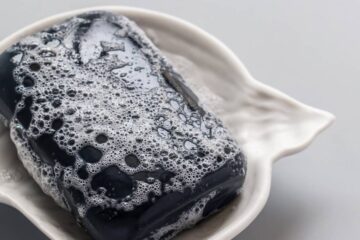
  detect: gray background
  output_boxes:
[0,0,358,239]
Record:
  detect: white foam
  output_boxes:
[149,190,218,240]
[6,12,245,230]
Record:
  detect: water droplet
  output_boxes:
[170,100,180,110]
[184,141,197,150]
[11,52,23,65]
[178,113,186,122]
[100,41,125,52]
[157,127,170,139]
[39,49,56,57]
[46,39,61,48]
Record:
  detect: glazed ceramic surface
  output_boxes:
[0,6,334,240]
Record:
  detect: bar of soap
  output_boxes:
[0,12,246,240]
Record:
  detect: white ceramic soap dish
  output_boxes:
[0,6,334,240]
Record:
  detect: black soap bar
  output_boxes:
[0,11,246,240]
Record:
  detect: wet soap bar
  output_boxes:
[0,12,246,240]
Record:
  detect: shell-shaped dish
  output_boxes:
[0,6,334,240]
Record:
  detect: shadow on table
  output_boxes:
[235,174,314,240]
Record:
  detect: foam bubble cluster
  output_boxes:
[1,11,246,240]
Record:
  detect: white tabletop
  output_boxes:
[0,1,358,239]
